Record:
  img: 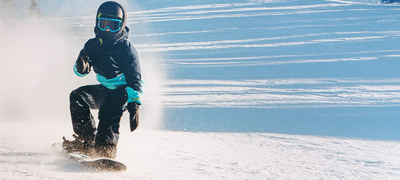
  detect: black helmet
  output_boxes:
[95,1,127,41]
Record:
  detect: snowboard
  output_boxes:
[51,143,127,172]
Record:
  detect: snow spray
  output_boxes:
[0,0,166,148]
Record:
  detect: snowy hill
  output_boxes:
[1,0,399,179]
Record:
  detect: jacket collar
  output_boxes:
[95,26,129,46]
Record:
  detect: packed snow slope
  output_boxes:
[0,0,400,179]
[1,127,400,180]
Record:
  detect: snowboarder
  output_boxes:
[63,1,143,159]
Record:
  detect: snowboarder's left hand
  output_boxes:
[127,102,140,132]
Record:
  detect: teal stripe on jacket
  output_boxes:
[96,74,144,104]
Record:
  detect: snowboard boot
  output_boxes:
[62,134,95,155]
[94,144,117,159]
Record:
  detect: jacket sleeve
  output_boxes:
[123,43,143,104]
[73,41,93,77]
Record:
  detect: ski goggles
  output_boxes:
[97,17,122,32]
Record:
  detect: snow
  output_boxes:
[1,127,400,180]
[1,0,400,179]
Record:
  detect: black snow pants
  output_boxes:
[69,84,127,146]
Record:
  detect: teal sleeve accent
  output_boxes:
[73,63,87,77]
[127,80,144,104]
[96,74,127,89]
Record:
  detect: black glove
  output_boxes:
[76,55,91,74]
[127,102,140,132]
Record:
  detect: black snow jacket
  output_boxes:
[74,27,143,104]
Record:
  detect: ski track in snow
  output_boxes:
[163,78,400,108]
[1,0,400,179]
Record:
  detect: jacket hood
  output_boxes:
[94,1,128,42]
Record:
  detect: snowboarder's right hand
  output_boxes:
[128,102,140,132]
[76,55,91,75]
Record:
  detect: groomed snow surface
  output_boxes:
[1,126,400,180]
[1,0,400,179]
